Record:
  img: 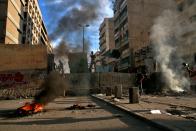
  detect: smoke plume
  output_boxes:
[54,41,70,73]
[41,0,113,52]
[151,9,193,92]
[34,71,67,105]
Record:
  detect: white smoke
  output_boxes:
[151,10,191,92]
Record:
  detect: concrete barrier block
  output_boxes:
[106,87,112,96]
[129,87,139,103]
[114,85,122,99]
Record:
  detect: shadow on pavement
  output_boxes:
[0,115,117,125]
[0,109,19,119]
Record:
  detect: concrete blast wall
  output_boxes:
[0,44,50,99]
[0,72,136,99]
[65,73,136,96]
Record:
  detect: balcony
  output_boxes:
[99,29,106,36]
[115,41,120,49]
[99,38,106,46]
[120,0,127,10]
[99,32,105,40]
[114,13,127,30]
[121,48,130,58]
[100,45,106,52]
[118,62,130,70]
[118,38,129,49]
[114,32,120,40]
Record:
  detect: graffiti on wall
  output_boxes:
[0,72,28,88]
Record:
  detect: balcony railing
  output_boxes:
[118,62,129,70]
[119,38,129,49]
[120,0,127,10]
[114,32,120,39]
[121,48,130,58]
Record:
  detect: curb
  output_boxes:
[91,95,179,131]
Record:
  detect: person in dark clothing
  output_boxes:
[182,62,193,77]
[136,73,145,95]
[136,67,148,95]
[89,51,96,72]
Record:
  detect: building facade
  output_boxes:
[0,0,25,44]
[175,0,196,64]
[23,0,52,53]
[41,21,53,53]
[99,18,116,71]
[113,0,175,72]
[0,0,53,53]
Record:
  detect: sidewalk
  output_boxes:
[92,94,196,131]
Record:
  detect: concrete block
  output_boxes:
[106,87,112,96]
[129,87,139,103]
[100,87,105,94]
[114,85,122,98]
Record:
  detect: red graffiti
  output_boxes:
[0,72,24,83]
[14,72,24,82]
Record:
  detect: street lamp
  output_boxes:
[79,24,90,52]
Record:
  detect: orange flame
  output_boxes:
[17,102,44,114]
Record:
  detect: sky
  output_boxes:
[39,0,114,52]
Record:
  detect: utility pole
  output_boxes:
[79,24,90,53]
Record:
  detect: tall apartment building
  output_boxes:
[0,0,25,44]
[0,0,52,53]
[22,0,52,53]
[99,18,115,71]
[22,0,41,46]
[175,0,196,64]
[113,0,174,72]
[41,21,53,53]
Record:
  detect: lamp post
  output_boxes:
[79,24,90,53]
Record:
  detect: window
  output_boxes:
[24,12,27,19]
[22,37,26,44]
[121,56,130,64]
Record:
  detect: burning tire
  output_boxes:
[16,102,43,116]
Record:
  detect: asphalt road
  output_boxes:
[0,97,163,131]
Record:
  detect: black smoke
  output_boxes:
[34,71,67,105]
[42,0,106,52]
[54,40,70,57]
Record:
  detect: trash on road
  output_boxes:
[96,94,104,97]
[150,110,162,114]
[114,98,120,102]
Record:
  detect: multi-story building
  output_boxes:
[40,21,53,53]
[113,0,175,72]
[0,0,25,44]
[99,18,115,71]
[23,0,42,45]
[175,0,196,64]
[94,51,112,72]
[0,0,53,53]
